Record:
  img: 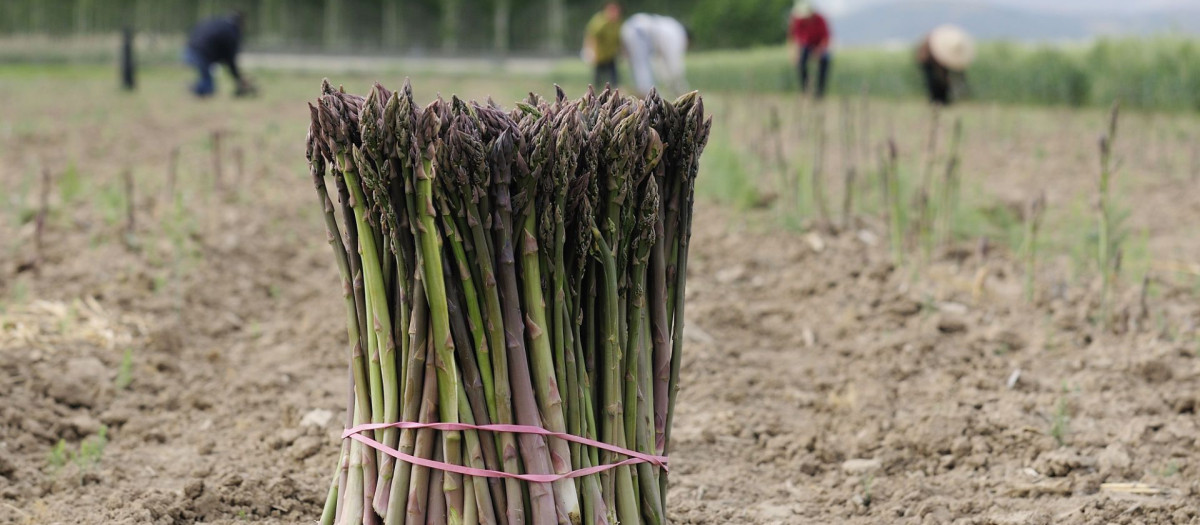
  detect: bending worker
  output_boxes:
[916,25,975,105]
[789,1,831,99]
[184,11,254,97]
[620,13,689,96]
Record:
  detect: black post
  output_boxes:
[120,26,136,91]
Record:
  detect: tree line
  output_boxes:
[0,0,792,54]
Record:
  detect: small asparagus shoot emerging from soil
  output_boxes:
[884,138,904,265]
[123,169,136,248]
[811,105,831,228]
[840,96,857,230]
[937,117,963,249]
[211,130,223,193]
[167,146,179,202]
[1023,192,1046,303]
[1097,101,1120,329]
[33,167,51,273]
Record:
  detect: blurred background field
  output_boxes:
[4,0,1200,111]
[670,38,1200,111]
[8,35,1200,111]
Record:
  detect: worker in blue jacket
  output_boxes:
[184,11,255,97]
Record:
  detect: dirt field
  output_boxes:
[1,66,1198,524]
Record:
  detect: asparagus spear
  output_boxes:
[427,441,447,525]
[308,126,365,525]
[413,102,466,525]
[446,258,506,525]
[644,92,676,458]
[465,102,528,525]
[314,94,384,519]
[592,229,641,525]
[406,335,441,525]
[308,81,713,525]
[628,138,665,525]
[322,418,349,525]
[515,103,584,525]
[385,277,429,524]
[354,139,407,519]
[660,94,711,508]
[476,102,563,524]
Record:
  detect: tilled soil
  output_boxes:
[668,212,1199,524]
[2,69,1198,524]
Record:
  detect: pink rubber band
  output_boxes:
[343,421,668,482]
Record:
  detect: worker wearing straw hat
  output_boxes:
[917,24,976,105]
[789,1,832,99]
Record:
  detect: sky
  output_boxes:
[820,0,1198,17]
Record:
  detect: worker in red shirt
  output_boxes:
[789,1,831,99]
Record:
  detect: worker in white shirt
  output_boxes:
[620,13,690,96]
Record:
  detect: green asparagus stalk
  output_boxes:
[322,437,346,525]
[937,117,963,248]
[427,441,448,525]
[464,475,479,525]
[517,104,584,525]
[385,278,429,525]
[486,121,561,524]
[446,265,507,525]
[593,230,641,525]
[361,86,424,518]
[661,94,711,508]
[309,129,359,525]
[353,145,407,520]
[312,100,384,520]
[406,335,440,525]
[629,140,665,525]
[885,139,904,265]
[308,81,711,525]
[461,105,527,524]
[346,146,404,506]
[442,106,498,422]
[1098,101,1120,328]
[643,92,676,460]
[336,369,353,523]
[413,104,466,525]
[1023,192,1046,303]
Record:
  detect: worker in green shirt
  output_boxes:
[583,2,623,89]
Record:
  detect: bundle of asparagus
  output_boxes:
[306,79,710,525]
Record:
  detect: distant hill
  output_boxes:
[831,0,1200,46]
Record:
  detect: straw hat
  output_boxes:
[928,24,975,71]
[793,1,813,18]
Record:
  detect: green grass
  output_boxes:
[696,129,762,211]
[6,34,1199,113]
[859,474,874,508]
[46,425,108,471]
[1049,396,1070,447]
[115,348,134,390]
[961,198,1024,251]
[47,440,69,469]
[8,277,29,304]
[0,58,1180,317]
[59,161,83,204]
[95,179,126,227]
[1159,460,1181,477]
[0,34,183,66]
[77,426,108,466]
